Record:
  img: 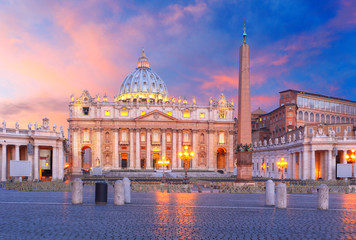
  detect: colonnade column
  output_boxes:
[192,130,197,169]
[135,128,140,169]
[208,130,214,171]
[302,150,308,180]
[331,149,336,179]
[177,130,182,169]
[34,145,39,181]
[27,146,34,180]
[52,147,58,180]
[310,150,315,180]
[58,145,64,180]
[114,129,119,169]
[291,152,296,179]
[172,129,177,169]
[15,145,20,161]
[129,128,134,169]
[1,144,7,181]
[72,128,80,174]
[327,150,332,180]
[298,151,302,179]
[162,129,166,159]
[341,150,346,164]
[146,129,152,169]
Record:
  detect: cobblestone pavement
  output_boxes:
[0,186,355,239]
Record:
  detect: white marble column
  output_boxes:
[129,128,134,169]
[34,145,39,180]
[178,130,182,169]
[298,152,302,179]
[146,129,152,169]
[162,129,166,159]
[331,151,336,180]
[58,145,64,180]
[135,128,140,169]
[96,128,101,167]
[1,144,7,181]
[172,129,177,169]
[208,130,214,171]
[114,129,119,169]
[27,149,33,180]
[52,147,58,180]
[302,150,308,180]
[228,131,234,172]
[192,130,197,169]
[291,152,295,179]
[341,150,346,164]
[15,145,20,161]
[72,128,80,174]
[311,150,315,180]
[327,150,332,180]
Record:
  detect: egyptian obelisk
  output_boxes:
[236,23,253,179]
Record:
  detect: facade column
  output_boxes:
[15,145,20,161]
[52,147,58,180]
[27,146,34,180]
[192,130,197,169]
[341,150,346,164]
[1,144,7,181]
[146,129,152,169]
[162,129,166,159]
[72,128,80,174]
[172,129,177,169]
[96,128,101,167]
[291,152,296,179]
[311,150,315,180]
[228,131,234,173]
[114,129,119,169]
[34,145,39,181]
[135,128,140,169]
[208,130,215,171]
[298,151,302,179]
[178,130,182,169]
[331,150,336,179]
[129,128,134,169]
[327,150,332,180]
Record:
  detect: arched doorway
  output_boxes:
[217,147,226,169]
[81,146,92,170]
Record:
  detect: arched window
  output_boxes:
[310,113,314,122]
[298,111,303,120]
[326,115,330,124]
[200,133,205,144]
[331,115,335,124]
[304,112,309,121]
[336,116,340,123]
[346,118,350,123]
[105,132,110,143]
[341,117,345,123]
[352,118,355,124]
[315,113,320,122]
[321,114,325,123]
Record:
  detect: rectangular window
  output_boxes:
[83,131,90,142]
[309,128,313,134]
[325,101,330,111]
[120,111,128,116]
[183,112,190,118]
[330,102,335,112]
[320,100,324,110]
[347,126,351,132]
[309,98,314,108]
[219,132,225,144]
[105,110,110,116]
[166,112,172,116]
[341,104,345,114]
[83,107,89,115]
[219,110,225,119]
[336,126,341,133]
[315,100,319,109]
[200,113,205,118]
[141,111,145,116]
[328,127,333,133]
[297,96,303,106]
[336,103,340,113]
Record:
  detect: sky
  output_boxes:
[1,0,356,132]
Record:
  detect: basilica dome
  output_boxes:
[118,49,168,102]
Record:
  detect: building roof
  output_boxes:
[251,107,267,115]
[279,89,356,105]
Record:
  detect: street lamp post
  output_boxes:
[345,148,356,183]
[276,157,288,180]
[157,156,170,183]
[178,146,194,184]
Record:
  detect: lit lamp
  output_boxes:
[345,148,356,182]
[157,156,170,183]
[178,145,194,184]
[276,157,288,180]
[261,163,266,177]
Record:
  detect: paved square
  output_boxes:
[0,186,355,239]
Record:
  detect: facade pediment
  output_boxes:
[135,110,177,121]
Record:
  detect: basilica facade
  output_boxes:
[68,50,235,174]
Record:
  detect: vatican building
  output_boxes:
[68,50,235,175]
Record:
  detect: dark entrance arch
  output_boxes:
[217,147,226,169]
[81,146,92,170]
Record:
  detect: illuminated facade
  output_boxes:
[68,50,235,174]
[0,118,65,181]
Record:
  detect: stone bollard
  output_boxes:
[276,183,287,209]
[72,178,83,204]
[265,180,275,206]
[114,180,125,206]
[123,177,131,204]
[318,184,329,210]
